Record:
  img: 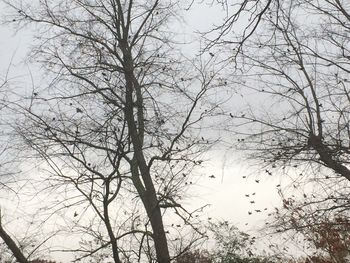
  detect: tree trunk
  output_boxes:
[0,220,28,263]
[143,191,171,263]
[309,134,350,181]
[122,49,170,262]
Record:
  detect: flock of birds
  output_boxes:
[206,172,278,219]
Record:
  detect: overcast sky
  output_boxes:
[0,1,287,261]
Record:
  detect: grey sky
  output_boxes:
[0,1,287,261]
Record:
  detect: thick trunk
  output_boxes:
[131,160,170,263]
[125,92,171,262]
[143,192,171,263]
[309,134,350,181]
[122,48,170,262]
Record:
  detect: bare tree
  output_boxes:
[218,0,350,184]
[210,0,350,253]
[3,0,223,262]
[268,189,350,263]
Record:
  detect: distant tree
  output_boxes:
[270,191,350,263]
[174,249,212,263]
[175,221,277,263]
[210,224,273,263]
[209,221,255,262]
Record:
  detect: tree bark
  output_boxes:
[122,48,170,262]
[309,134,350,181]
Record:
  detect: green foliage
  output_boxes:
[209,221,251,262]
